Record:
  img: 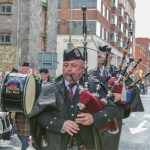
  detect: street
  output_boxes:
[0,88,150,150]
[119,87,150,150]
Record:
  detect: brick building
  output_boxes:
[56,0,136,75]
[0,0,57,75]
[135,38,150,78]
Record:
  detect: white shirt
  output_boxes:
[65,80,77,95]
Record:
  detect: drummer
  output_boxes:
[14,62,31,150]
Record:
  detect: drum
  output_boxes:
[0,72,36,115]
[0,112,12,140]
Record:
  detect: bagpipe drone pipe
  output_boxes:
[108,58,145,118]
[108,58,142,103]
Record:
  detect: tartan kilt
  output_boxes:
[15,112,30,136]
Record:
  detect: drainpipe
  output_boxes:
[16,0,20,69]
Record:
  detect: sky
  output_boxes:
[135,0,150,38]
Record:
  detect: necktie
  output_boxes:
[68,84,74,100]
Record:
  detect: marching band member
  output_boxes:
[88,52,110,90]
[102,64,144,150]
[29,48,118,150]
[88,52,124,150]
[15,62,31,150]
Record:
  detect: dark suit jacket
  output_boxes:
[29,75,118,150]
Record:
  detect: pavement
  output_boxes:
[0,135,34,150]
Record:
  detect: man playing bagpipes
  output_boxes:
[29,48,118,150]
[88,47,144,150]
[88,51,124,150]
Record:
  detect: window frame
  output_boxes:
[68,0,97,9]
[0,4,12,14]
[0,34,11,44]
[68,20,96,35]
[111,14,117,25]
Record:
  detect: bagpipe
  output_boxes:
[107,57,134,104]
[70,75,119,133]
[124,58,142,81]
[77,6,118,132]
[107,31,143,104]
[108,58,143,104]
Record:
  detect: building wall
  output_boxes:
[57,0,134,76]
[0,45,16,72]
[0,0,18,71]
[134,44,148,77]
[135,38,150,77]
[56,35,122,76]
[0,0,58,73]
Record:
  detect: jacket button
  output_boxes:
[104,114,107,117]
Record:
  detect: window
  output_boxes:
[124,16,129,24]
[106,30,109,42]
[112,0,118,7]
[0,34,11,44]
[118,38,123,47]
[129,19,134,30]
[102,4,106,17]
[111,15,117,25]
[118,7,124,16]
[57,21,60,34]
[68,21,96,35]
[129,47,133,55]
[68,0,97,9]
[124,29,128,37]
[106,8,110,21]
[0,4,12,14]
[38,52,57,70]
[101,27,109,42]
[101,27,105,40]
[118,23,124,32]
[110,33,117,42]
